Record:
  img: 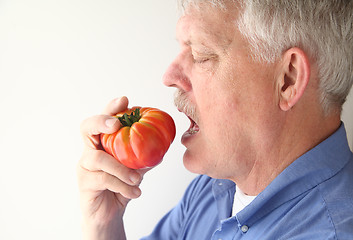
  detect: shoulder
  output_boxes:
[317,155,353,238]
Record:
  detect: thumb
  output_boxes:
[103,96,129,116]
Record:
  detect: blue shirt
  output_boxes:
[141,123,353,239]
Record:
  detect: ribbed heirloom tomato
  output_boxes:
[100,107,176,169]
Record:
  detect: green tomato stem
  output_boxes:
[118,108,141,127]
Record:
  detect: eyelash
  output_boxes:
[193,58,209,64]
[190,50,216,66]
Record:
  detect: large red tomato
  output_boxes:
[100,107,176,169]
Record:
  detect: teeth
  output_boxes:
[188,124,199,135]
[189,128,198,135]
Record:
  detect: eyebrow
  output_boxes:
[176,35,213,49]
[176,25,233,52]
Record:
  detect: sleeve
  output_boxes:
[140,175,212,240]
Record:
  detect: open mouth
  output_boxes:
[174,90,200,139]
[187,116,200,135]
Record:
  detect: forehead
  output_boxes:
[176,4,239,49]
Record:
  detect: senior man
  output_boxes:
[78,0,353,239]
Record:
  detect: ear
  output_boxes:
[278,47,311,111]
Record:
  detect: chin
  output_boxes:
[182,149,211,176]
[183,150,233,180]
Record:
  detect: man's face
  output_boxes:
[163,4,279,180]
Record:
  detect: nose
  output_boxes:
[163,57,192,92]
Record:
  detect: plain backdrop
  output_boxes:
[0,1,352,239]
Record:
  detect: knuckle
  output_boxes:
[78,153,88,169]
[76,165,91,190]
[97,171,108,185]
[93,150,107,166]
[80,115,106,136]
[80,116,97,134]
[86,150,103,170]
[79,149,100,171]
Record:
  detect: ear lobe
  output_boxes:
[278,48,310,111]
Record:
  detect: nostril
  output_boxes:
[163,63,180,86]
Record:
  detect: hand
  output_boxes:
[78,97,149,240]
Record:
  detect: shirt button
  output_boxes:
[241,225,249,233]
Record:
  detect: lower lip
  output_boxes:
[181,126,200,145]
[181,131,196,145]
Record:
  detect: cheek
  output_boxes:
[201,105,238,153]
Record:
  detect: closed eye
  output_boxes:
[193,58,210,64]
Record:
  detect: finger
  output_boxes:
[80,115,121,136]
[80,149,142,186]
[77,166,141,199]
[79,97,128,149]
[80,115,121,149]
[103,96,129,116]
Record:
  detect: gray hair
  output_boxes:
[178,0,353,115]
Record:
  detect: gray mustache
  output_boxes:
[174,90,199,124]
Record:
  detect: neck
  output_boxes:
[234,109,341,196]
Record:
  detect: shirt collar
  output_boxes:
[212,178,235,221]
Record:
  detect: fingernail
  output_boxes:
[132,187,141,198]
[129,172,141,184]
[105,118,117,128]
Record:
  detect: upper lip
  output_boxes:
[178,108,198,124]
[187,116,195,124]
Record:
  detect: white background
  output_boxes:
[0,1,352,239]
